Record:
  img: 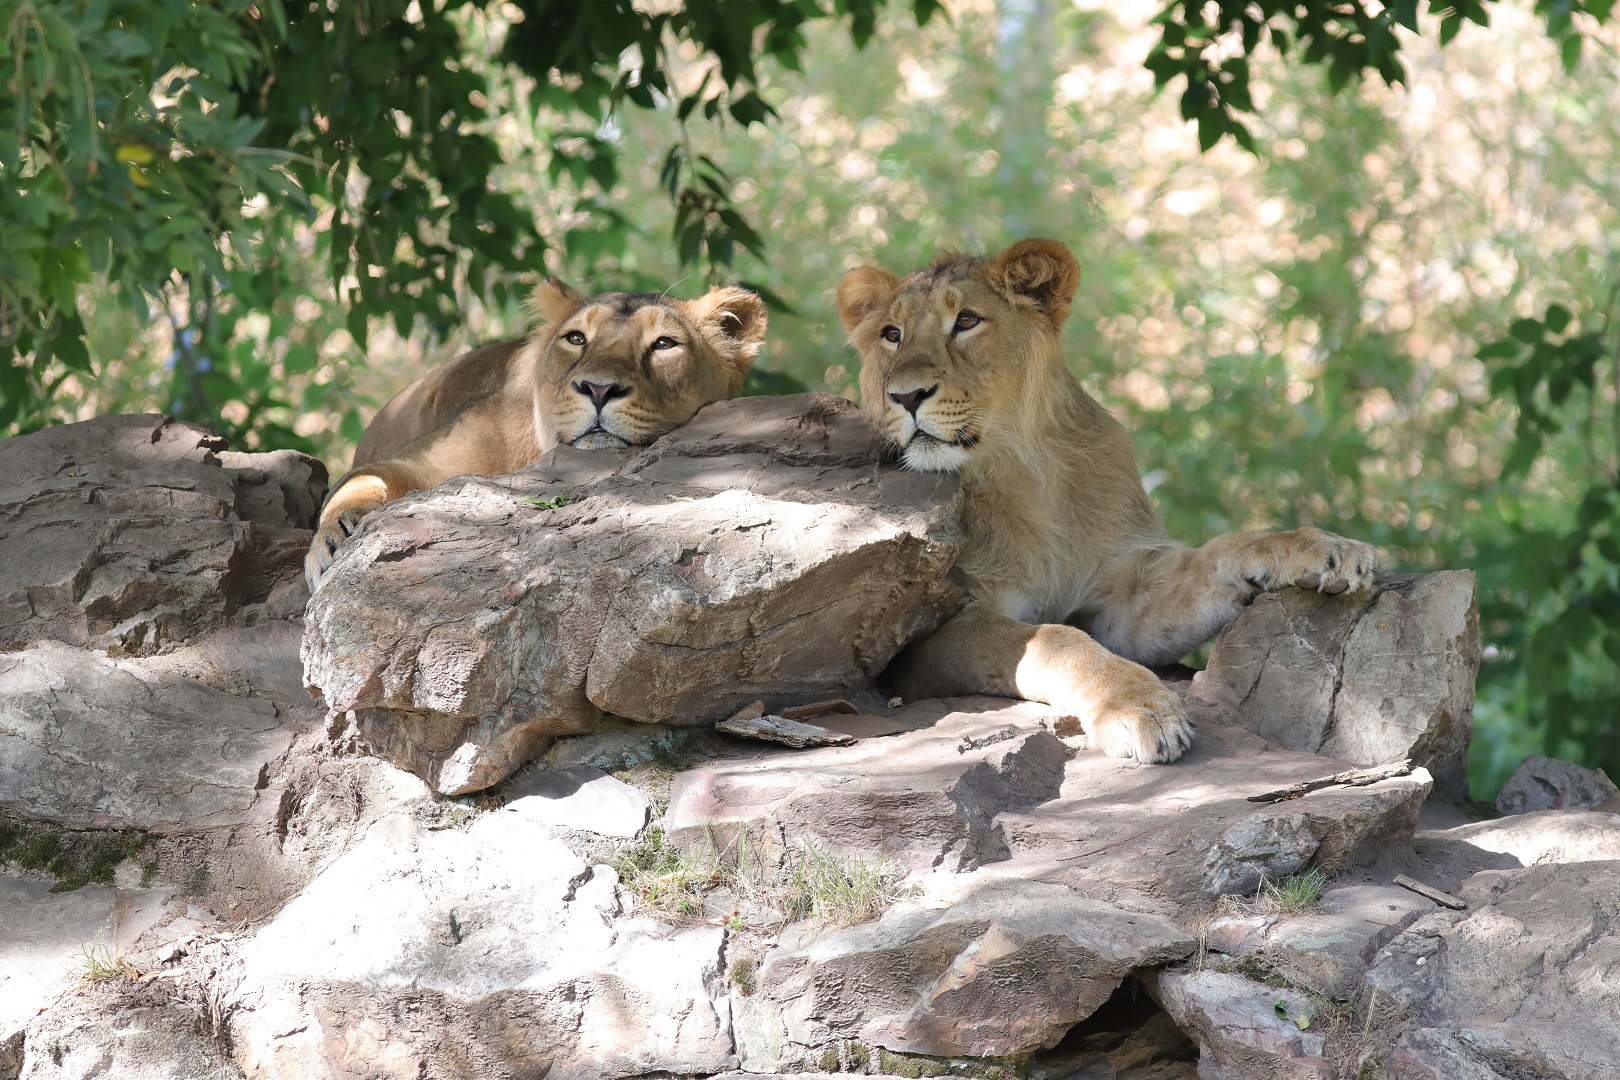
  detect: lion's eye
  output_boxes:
[564,330,587,347]
[651,336,678,351]
[882,326,902,344]
[954,311,981,332]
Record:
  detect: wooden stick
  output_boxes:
[1393,874,1467,910]
[1247,759,1415,803]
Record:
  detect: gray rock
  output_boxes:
[749,878,1194,1063]
[1146,969,1333,1080]
[1366,860,1620,1080]
[1495,754,1620,815]
[302,393,965,795]
[0,871,171,1040]
[0,414,324,653]
[228,808,735,1080]
[1191,572,1479,800]
[1260,885,1432,998]
[502,764,651,838]
[1428,808,1620,866]
[0,641,299,831]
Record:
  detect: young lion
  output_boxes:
[305,278,766,590]
[837,238,1376,763]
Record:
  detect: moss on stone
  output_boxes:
[0,816,150,892]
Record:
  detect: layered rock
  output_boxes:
[1192,572,1479,800]
[302,393,965,795]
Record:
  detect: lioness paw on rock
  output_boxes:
[305,279,767,590]
[838,238,1375,763]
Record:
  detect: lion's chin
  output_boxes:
[900,435,972,473]
[568,429,633,450]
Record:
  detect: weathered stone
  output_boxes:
[0,414,324,653]
[501,764,651,838]
[1427,808,1620,866]
[0,871,171,1041]
[1191,573,1479,800]
[302,393,965,795]
[1495,754,1620,815]
[1146,969,1333,1080]
[18,987,243,1080]
[1366,860,1620,1080]
[747,878,1194,1063]
[227,808,735,1080]
[0,641,300,831]
[1260,885,1432,999]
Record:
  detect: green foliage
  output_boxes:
[1148,0,1613,151]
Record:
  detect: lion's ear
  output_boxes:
[683,286,769,391]
[527,277,588,327]
[837,266,900,332]
[988,238,1080,326]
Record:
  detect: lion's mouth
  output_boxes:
[569,424,633,450]
[911,428,979,450]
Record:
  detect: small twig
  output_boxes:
[1246,759,1414,803]
[1393,874,1466,910]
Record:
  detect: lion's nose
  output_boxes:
[888,385,938,415]
[575,381,630,410]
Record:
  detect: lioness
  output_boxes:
[304,278,767,589]
[838,238,1376,763]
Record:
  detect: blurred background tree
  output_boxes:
[4,0,1616,797]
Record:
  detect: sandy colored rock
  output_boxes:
[1147,969,1333,1080]
[302,393,965,795]
[1192,572,1479,800]
[18,989,244,1080]
[501,764,651,838]
[0,414,324,653]
[1495,754,1620,815]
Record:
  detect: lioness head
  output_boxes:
[528,279,768,450]
[837,238,1081,473]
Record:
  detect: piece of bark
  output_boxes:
[1247,759,1415,804]
[714,714,855,748]
[1393,874,1467,910]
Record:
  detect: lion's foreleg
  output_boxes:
[304,460,431,590]
[884,605,1194,763]
[1090,528,1379,667]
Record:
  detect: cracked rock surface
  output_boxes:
[1192,572,1480,801]
[302,393,965,795]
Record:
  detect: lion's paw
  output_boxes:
[304,507,371,593]
[1089,671,1195,764]
[1253,527,1377,597]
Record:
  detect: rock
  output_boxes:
[0,414,324,653]
[227,808,735,1080]
[1146,969,1333,1080]
[1259,885,1432,999]
[1366,860,1620,1079]
[0,871,171,1040]
[0,641,298,831]
[302,393,965,795]
[1427,809,1620,866]
[17,985,243,1080]
[501,764,651,838]
[745,878,1194,1065]
[1495,755,1620,815]
[1191,573,1479,801]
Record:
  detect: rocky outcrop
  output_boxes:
[1192,572,1479,801]
[0,414,324,653]
[302,394,965,795]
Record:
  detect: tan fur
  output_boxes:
[305,279,767,590]
[839,239,1376,762]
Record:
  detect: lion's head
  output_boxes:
[528,279,767,450]
[837,238,1082,473]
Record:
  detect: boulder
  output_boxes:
[227,808,735,1080]
[1146,970,1333,1080]
[17,984,243,1080]
[0,414,325,653]
[1191,572,1479,801]
[1366,859,1620,1079]
[1495,755,1620,815]
[302,393,965,795]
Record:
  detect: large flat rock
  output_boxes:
[302,393,965,795]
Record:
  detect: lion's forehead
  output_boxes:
[891,268,995,324]
[574,296,687,338]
